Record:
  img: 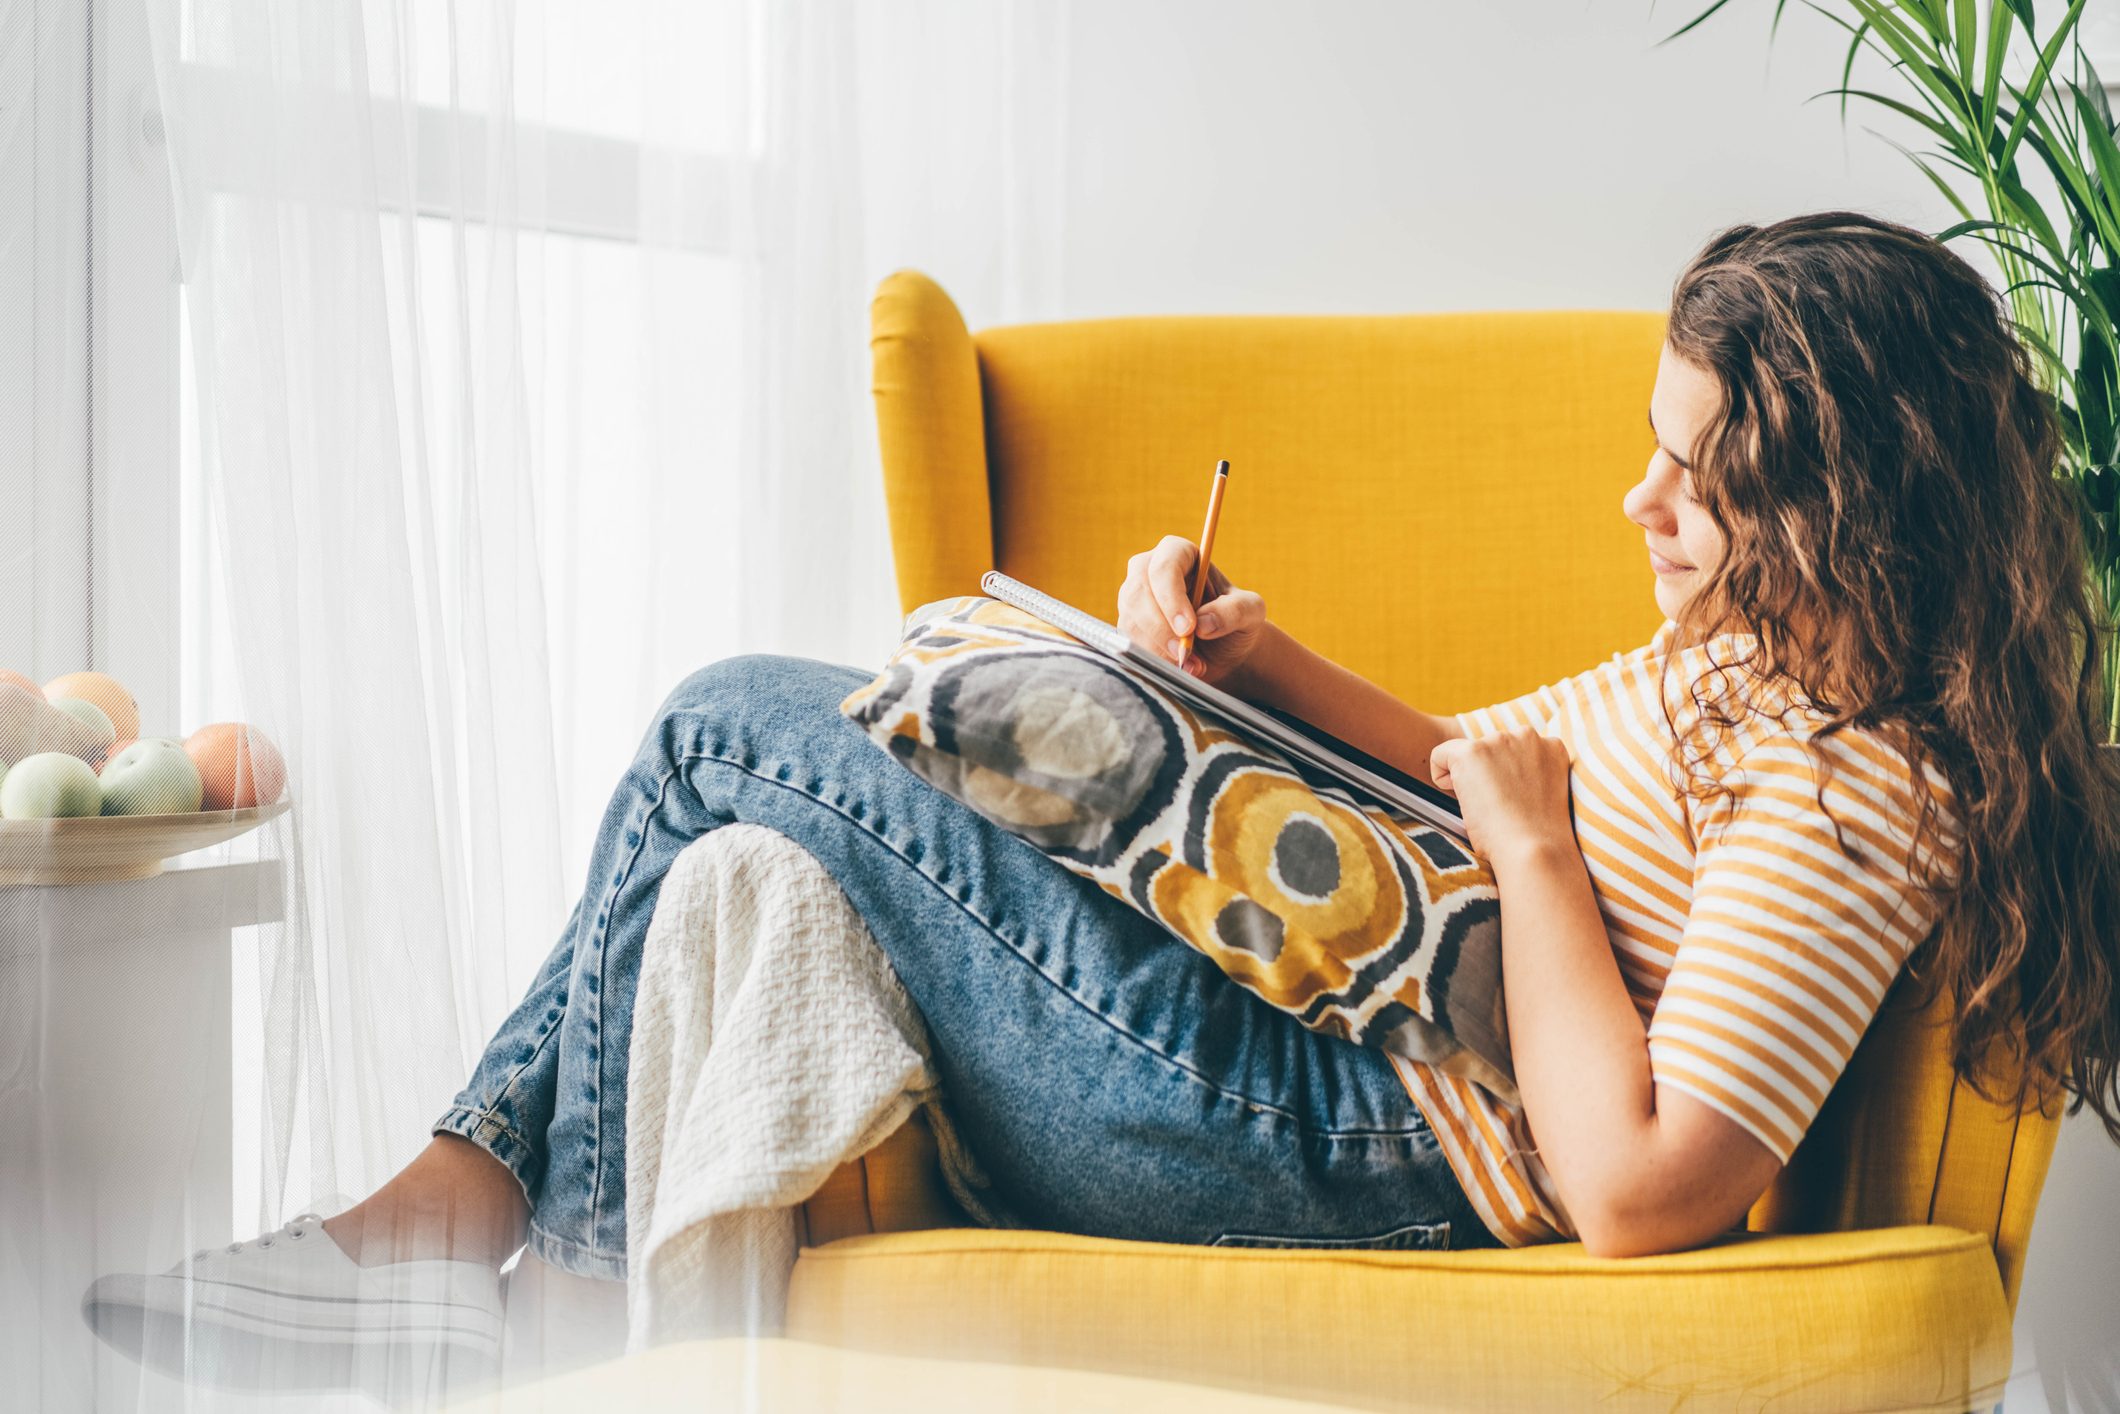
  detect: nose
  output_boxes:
[1623,456,1677,533]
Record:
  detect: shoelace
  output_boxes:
[194,1212,324,1263]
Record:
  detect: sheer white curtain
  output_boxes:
[171,0,1070,1208]
[150,0,1041,1232]
[6,0,1065,1401]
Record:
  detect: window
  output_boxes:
[165,3,757,879]
[5,0,768,1233]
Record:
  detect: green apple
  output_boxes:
[100,738,204,816]
[0,752,102,819]
[47,697,117,756]
[2,685,108,765]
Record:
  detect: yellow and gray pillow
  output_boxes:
[842,596,1515,1100]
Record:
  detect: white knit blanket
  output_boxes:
[622,824,991,1349]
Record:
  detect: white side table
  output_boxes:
[0,860,282,1413]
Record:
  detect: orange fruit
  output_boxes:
[0,670,43,700]
[44,671,140,742]
[185,723,288,811]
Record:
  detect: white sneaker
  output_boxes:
[81,1213,505,1405]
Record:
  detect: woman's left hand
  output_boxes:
[1429,728,1576,865]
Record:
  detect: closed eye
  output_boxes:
[1647,407,1694,472]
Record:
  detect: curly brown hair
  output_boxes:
[1663,210,2120,1142]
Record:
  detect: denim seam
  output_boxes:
[675,742,1425,1144]
[1207,1216,1453,1251]
[434,1103,540,1160]
[579,761,686,1233]
[466,1010,569,1147]
[527,1220,627,1281]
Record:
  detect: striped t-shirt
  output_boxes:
[1392,620,1955,1246]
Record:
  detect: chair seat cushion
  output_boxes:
[472,1335,1364,1412]
[784,1224,2011,1413]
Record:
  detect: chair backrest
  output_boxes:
[871,274,1665,710]
[868,269,2060,1308]
[1751,984,2060,1310]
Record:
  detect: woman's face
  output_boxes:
[1625,343,1728,620]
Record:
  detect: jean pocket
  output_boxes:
[1206,1218,1453,1252]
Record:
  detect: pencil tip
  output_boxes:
[1215,459,1230,476]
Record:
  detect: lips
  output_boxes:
[1648,547,1694,575]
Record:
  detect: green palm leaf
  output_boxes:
[2000,0,2089,169]
[1982,0,2017,131]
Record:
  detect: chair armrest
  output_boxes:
[797,1109,965,1248]
[871,271,994,614]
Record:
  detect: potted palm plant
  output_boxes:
[1671,0,2120,736]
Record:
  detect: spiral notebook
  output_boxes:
[980,571,1468,840]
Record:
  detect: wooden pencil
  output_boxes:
[1177,459,1230,669]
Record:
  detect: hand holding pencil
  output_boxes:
[1115,459,1271,687]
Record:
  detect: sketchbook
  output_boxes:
[980,571,1469,840]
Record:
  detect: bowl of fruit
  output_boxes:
[0,670,289,886]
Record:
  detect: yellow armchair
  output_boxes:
[784,272,2061,1412]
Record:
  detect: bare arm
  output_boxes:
[1116,536,1463,786]
[1432,732,1783,1256]
[1224,625,1463,787]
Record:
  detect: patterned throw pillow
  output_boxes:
[841,596,1515,1100]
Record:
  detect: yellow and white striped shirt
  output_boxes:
[1393,620,1955,1245]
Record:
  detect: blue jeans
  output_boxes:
[435,656,1491,1279]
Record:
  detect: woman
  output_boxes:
[87,212,2120,1390]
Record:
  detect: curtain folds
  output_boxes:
[6,1,1068,1406]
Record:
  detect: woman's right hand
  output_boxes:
[1116,535,1270,686]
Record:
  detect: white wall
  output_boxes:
[862,4,2119,1407]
